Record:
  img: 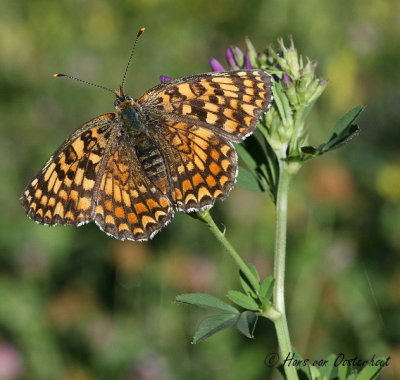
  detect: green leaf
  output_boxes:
[259,276,275,302]
[355,357,387,380]
[301,123,360,157]
[175,293,238,314]
[254,129,280,202]
[338,364,349,380]
[192,313,239,343]
[238,262,261,300]
[227,290,260,310]
[239,272,258,299]
[245,262,260,284]
[301,146,317,155]
[318,354,336,380]
[277,350,313,380]
[257,122,271,142]
[309,366,321,380]
[295,357,313,380]
[318,105,365,154]
[236,143,258,172]
[272,82,293,126]
[318,123,360,153]
[333,104,365,134]
[235,311,258,338]
[236,166,265,192]
[301,105,364,159]
[241,134,268,171]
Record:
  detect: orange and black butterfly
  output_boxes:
[21,28,273,241]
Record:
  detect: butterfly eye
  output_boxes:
[115,95,133,107]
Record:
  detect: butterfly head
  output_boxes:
[114,87,133,108]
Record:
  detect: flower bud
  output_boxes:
[244,53,253,69]
[245,37,258,66]
[230,46,244,68]
[159,75,172,83]
[306,80,328,104]
[209,58,225,72]
[225,48,239,69]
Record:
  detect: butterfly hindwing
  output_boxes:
[94,133,173,241]
[151,119,237,212]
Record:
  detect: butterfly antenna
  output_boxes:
[53,73,115,95]
[120,27,146,92]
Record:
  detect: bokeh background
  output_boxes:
[1,0,399,379]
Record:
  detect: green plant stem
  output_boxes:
[274,164,291,314]
[194,210,260,292]
[272,161,298,380]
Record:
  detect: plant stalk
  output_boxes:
[195,210,260,292]
[272,161,298,380]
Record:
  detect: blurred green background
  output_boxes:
[1,0,399,379]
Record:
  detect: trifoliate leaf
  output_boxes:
[192,313,239,343]
[235,311,258,338]
[259,276,275,302]
[175,293,238,314]
[301,105,364,158]
[244,262,260,284]
[236,166,265,192]
[240,272,258,299]
[333,105,365,135]
[227,290,259,311]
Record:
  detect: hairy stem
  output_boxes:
[272,161,298,380]
[194,210,260,292]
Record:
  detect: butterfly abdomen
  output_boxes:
[134,134,168,193]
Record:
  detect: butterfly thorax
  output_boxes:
[117,99,146,133]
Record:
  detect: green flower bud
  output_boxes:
[277,38,301,79]
[245,37,258,67]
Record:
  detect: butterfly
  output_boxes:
[21,30,273,241]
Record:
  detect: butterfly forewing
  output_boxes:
[22,113,117,226]
[139,70,272,142]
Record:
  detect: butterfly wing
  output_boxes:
[137,69,272,211]
[150,119,237,211]
[138,69,273,142]
[21,113,118,226]
[94,133,173,241]
[22,112,173,241]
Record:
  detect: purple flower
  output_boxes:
[283,72,292,83]
[211,45,256,72]
[209,58,225,72]
[244,52,253,69]
[225,48,238,69]
[159,75,173,83]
